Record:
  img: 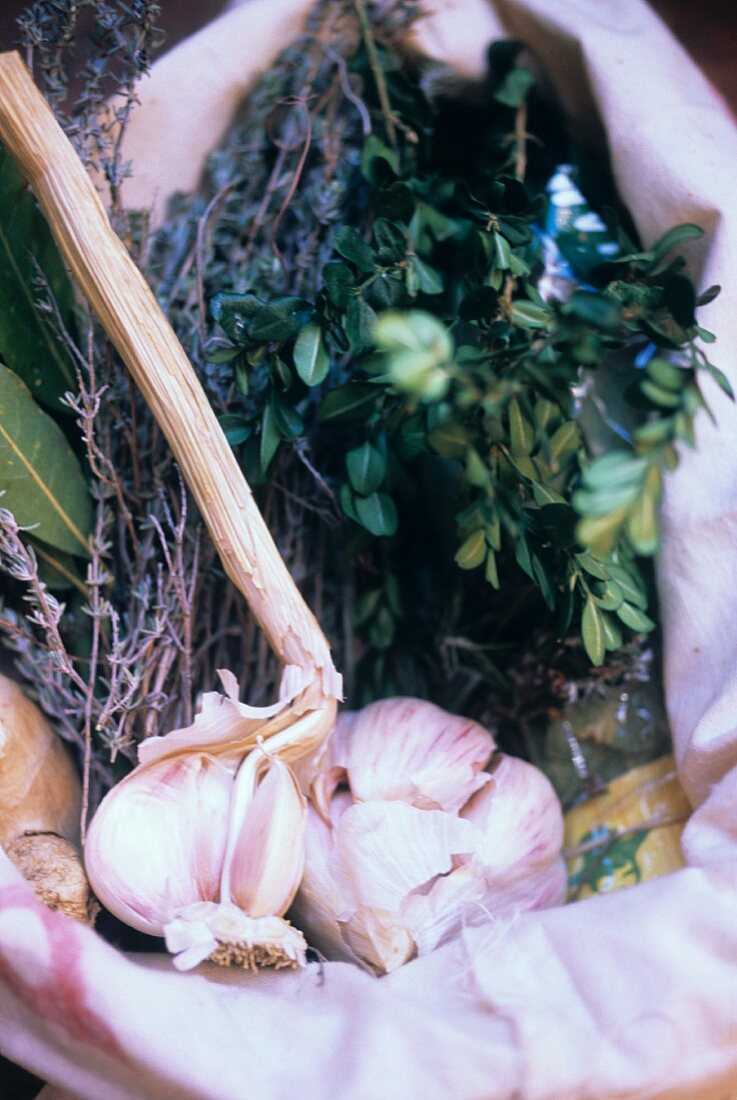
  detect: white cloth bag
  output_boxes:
[2,2,737,1097]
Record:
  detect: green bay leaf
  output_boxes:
[0,364,91,556]
[0,145,76,408]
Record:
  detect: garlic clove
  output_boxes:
[84,752,233,935]
[340,904,415,974]
[287,793,360,965]
[290,793,418,974]
[226,756,306,918]
[481,855,568,917]
[290,796,478,971]
[326,698,495,812]
[400,863,489,956]
[460,755,564,881]
[336,800,477,911]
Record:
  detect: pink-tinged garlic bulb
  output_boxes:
[291,698,566,974]
[84,672,335,971]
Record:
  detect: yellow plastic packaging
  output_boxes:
[564,755,691,900]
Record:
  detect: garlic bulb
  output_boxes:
[85,671,335,971]
[291,698,566,974]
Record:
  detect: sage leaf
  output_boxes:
[293,323,329,387]
[0,364,91,556]
[0,145,76,408]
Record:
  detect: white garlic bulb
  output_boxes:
[291,698,566,974]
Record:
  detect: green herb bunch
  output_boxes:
[0,0,726,797]
[206,13,728,681]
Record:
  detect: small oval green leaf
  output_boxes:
[354,492,398,537]
[616,601,656,633]
[455,529,486,570]
[346,442,386,496]
[582,597,606,665]
[293,323,330,387]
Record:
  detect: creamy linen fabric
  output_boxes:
[3,1,737,1097]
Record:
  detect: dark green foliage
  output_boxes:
[204,12,725,680]
[0,146,77,408]
[88,0,720,728]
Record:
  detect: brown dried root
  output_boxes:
[6,833,98,926]
[0,673,81,846]
[0,673,95,923]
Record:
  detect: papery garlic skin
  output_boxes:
[292,697,565,974]
[85,753,233,935]
[311,698,494,816]
[461,755,564,882]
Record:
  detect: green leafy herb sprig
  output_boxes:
[208,21,728,673]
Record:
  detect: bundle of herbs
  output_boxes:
[0,0,728,837]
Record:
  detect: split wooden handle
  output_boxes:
[0,52,339,696]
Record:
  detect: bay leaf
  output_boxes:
[0,364,91,556]
[0,145,76,409]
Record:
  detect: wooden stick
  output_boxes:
[0,52,340,700]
